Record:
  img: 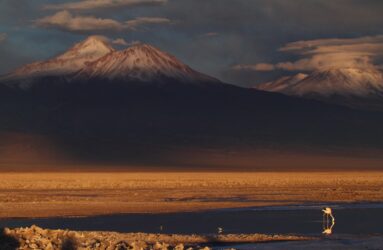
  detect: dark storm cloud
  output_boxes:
[1,0,383,86]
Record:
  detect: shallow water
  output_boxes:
[1,203,383,236]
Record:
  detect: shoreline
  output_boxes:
[1,225,313,250]
[2,226,383,250]
[2,201,383,221]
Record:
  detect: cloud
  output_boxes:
[34,11,171,33]
[0,33,7,42]
[232,63,275,72]
[234,35,383,72]
[279,35,383,53]
[274,52,374,71]
[111,38,141,46]
[34,11,124,32]
[112,38,129,46]
[44,0,167,11]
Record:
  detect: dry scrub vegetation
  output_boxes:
[0,172,382,218]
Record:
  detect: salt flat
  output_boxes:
[2,225,311,249]
[0,172,382,218]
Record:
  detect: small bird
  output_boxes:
[217,227,223,234]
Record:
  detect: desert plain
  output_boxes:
[0,171,382,218]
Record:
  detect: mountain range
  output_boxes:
[1,36,383,170]
[256,67,383,110]
[0,36,219,89]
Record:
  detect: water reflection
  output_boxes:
[1,204,383,236]
[322,207,335,235]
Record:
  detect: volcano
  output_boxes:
[257,68,383,110]
[1,37,383,170]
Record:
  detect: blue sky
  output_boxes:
[1,0,383,86]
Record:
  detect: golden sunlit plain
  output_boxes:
[0,172,382,218]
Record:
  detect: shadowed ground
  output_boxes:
[0,229,19,250]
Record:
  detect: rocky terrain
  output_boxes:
[0,226,310,250]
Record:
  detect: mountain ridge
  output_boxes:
[1,36,114,84]
[0,36,220,89]
[1,37,383,169]
[256,67,383,110]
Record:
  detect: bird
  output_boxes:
[322,207,332,214]
[322,222,335,235]
[322,207,335,222]
[322,207,335,235]
[217,227,223,234]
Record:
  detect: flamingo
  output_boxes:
[322,207,335,235]
[322,207,335,223]
[322,221,335,235]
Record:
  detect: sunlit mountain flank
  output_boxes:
[1,36,383,170]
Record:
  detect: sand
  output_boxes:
[0,172,382,218]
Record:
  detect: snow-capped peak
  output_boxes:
[1,37,219,88]
[75,43,219,83]
[57,35,115,62]
[3,36,115,82]
[257,67,383,98]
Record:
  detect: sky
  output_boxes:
[1,0,383,87]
